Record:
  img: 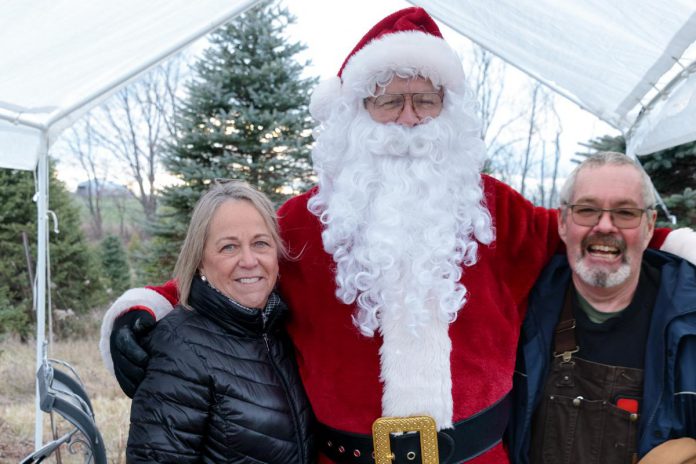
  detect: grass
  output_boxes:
[0,329,131,463]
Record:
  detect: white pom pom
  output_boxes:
[309,77,342,122]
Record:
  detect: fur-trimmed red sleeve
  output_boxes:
[145,279,179,306]
[99,279,179,374]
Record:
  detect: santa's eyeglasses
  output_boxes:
[564,204,654,229]
[365,92,444,121]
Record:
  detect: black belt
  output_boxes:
[317,392,511,464]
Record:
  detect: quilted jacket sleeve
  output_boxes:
[126,315,212,463]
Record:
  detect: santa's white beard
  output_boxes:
[308,98,494,427]
[310,105,494,336]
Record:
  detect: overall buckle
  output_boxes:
[371,416,439,464]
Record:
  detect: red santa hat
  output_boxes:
[309,7,466,121]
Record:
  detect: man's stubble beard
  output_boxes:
[575,259,631,288]
[574,233,631,288]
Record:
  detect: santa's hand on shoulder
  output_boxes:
[110,308,156,398]
[99,283,177,397]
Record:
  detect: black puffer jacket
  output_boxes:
[127,276,315,463]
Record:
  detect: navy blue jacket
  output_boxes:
[508,249,696,462]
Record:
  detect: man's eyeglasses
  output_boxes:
[365,92,444,121]
[565,204,653,229]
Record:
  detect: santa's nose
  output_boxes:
[395,99,421,127]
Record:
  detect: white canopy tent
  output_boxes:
[1,0,696,451]
[0,0,260,448]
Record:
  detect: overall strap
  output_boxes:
[553,287,579,363]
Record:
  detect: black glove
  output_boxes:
[110,309,156,398]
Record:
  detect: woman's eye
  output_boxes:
[221,244,237,252]
[253,241,270,248]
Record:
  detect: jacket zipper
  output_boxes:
[263,332,306,463]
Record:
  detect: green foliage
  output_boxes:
[0,284,30,341]
[0,164,105,339]
[144,1,317,282]
[100,235,131,294]
[578,136,696,228]
[576,135,625,158]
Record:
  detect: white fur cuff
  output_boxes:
[99,287,175,374]
[660,227,696,266]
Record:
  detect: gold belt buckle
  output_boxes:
[372,416,439,464]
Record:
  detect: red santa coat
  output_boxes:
[276,175,668,464]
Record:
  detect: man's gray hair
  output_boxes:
[559,151,657,213]
[173,180,286,308]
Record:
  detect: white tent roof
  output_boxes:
[2,0,696,170]
[0,0,258,170]
[410,0,696,156]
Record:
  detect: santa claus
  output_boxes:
[100,7,693,464]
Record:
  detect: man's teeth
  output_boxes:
[238,277,261,284]
[588,245,619,254]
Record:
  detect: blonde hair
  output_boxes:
[173,180,286,308]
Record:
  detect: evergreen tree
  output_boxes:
[578,136,696,228]
[144,1,317,281]
[100,235,131,295]
[0,163,104,339]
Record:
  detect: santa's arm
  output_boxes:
[99,280,178,374]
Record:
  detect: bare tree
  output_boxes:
[463,45,535,181]
[92,56,186,222]
[64,117,106,239]
[514,85,563,207]
[519,82,542,197]
[462,45,566,206]
[465,47,528,148]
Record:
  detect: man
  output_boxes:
[101,8,695,464]
[508,152,696,463]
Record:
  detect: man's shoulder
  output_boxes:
[151,306,205,339]
[278,188,321,240]
[536,254,572,291]
[645,249,696,300]
[278,187,317,216]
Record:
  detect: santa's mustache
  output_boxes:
[363,120,441,158]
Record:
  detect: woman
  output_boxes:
[126,181,314,463]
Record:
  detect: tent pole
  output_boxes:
[34,132,49,450]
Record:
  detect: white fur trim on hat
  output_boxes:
[99,287,175,374]
[309,76,342,121]
[660,227,696,266]
[379,302,454,429]
[341,30,466,95]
